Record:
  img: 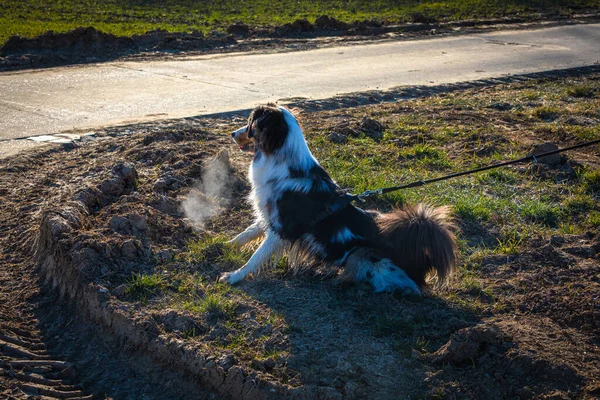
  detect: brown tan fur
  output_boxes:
[377,204,458,288]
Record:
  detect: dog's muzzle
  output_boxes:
[232,125,254,152]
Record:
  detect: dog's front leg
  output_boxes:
[228,221,265,248]
[220,231,283,285]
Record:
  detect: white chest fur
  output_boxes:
[249,154,288,227]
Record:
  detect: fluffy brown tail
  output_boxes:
[377,204,458,288]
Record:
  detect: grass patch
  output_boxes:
[564,193,596,213]
[1,0,598,45]
[519,199,562,227]
[126,272,167,302]
[587,211,600,227]
[495,234,522,255]
[185,234,250,269]
[532,105,561,121]
[398,143,453,170]
[475,169,519,185]
[565,84,597,98]
[183,291,237,321]
[452,192,494,222]
[582,169,600,194]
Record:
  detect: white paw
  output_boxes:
[370,264,421,295]
[219,271,243,285]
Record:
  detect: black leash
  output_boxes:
[310,138,600,227]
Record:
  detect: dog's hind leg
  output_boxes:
[340,248,420,294]
[228,221,265,248]
[220,230,283,285]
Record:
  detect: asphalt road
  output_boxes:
[1,23,599,157]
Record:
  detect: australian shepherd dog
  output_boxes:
[221,105,457,294]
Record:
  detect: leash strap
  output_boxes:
[373,138,600,196]
[308,138,600,226]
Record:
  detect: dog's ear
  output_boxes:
[252,107,288,154]
[247,107,268,138]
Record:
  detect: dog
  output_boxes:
[221,104,457,294]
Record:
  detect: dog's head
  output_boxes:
[231,105,289,154]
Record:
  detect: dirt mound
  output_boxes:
[23,122,461,399]
[427,319,589,398]
[2,26,134,56]
[0,26,235,70]
[275,16,385,37]
[1,27,236,56]
[325,115,386,142]
[314,15,349,30]
[227,22,251,36]
[432,323,504,364]
[4,15,599,72]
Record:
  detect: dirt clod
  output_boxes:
[114,284,127,296]
[432,324,503,364]
[359,116,385,140]
[227,22,250,36]
[532,142,561,166]
[218,354,238,371]
[314,15,348,30]
[327,132,348,144]
[292,19,313,32]
[120,239,141,260]
[411,12,437,24]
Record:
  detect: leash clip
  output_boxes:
[357,188,383,201]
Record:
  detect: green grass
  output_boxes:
[519,199,563,227]
[495,234,522,255]
[475,169,519,185]
[126,272,167,302]
[310,74,600,249]
[185,234,250,269]
[451,191,494,222]
[2,0,598,45]
[398,143,454,170]
[588,211,600,227]
[183,291,237,321]
[564,193,596,213]
[565,84,598,98]
[582,169,600,194]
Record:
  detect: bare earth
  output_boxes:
[1,73,599,398]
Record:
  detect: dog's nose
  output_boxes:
[232,125,248,139]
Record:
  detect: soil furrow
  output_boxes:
[1,144,216,399]
[0,334,47,350]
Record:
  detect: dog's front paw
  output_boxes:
[219,270,243,285]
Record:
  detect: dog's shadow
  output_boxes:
[242,275,481,397]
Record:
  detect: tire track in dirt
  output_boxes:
[0,153,213,399]
[0,162,94,398]
[0,326,91,399]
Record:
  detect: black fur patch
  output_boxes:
[249,106,288,154]
[275,184,380,262]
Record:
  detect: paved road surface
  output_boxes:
[1,23,599,156]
